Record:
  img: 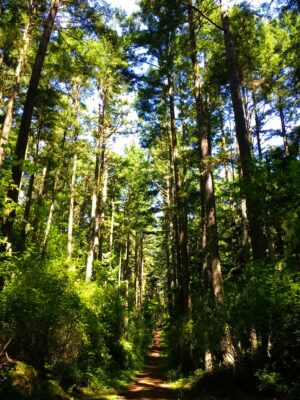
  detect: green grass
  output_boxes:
[73,367,142,400]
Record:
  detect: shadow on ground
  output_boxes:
[117,331,179,400]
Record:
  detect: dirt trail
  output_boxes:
[116,331,175,400]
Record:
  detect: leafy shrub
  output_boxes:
[0,246,156,397]
[1,254,85,371]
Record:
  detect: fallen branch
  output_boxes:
[0,337,12,357]
[5,351,17,364]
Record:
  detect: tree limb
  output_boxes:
[0,338,12,357]
[181,0,225,32]
[5,351,16,364]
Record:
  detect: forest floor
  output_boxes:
[116,331,178,400]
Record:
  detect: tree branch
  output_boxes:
[0,338,12,357]
[181,0,224,32]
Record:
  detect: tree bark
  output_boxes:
[139,238,144,308]
[220,108,230,182]
[0,49,5,108]
[86,87,107,280]
[123,210,131,338]
[240,197,251,265]
[135,234,144,309]
[78,175,90,229]
[109,194,115,262]
[30,163,48,243]
[3,0,61,245]
[188,0,223,299]
[167,127,179,293]
[39,166,48,197]
[165,176,174,314]
[67,78,80,261]
[278,98,289,157]
[252,92,263,160]
[188,0,235,368]
[0,19,31,167]
[41,131,66,255]
[118,247,122,288]
[220,0,265,261]
[167,75,191,317]
[134,233,139,308]
[20,122,44,249]
[98,163,108,263]
[86,136,101,281]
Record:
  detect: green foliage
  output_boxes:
[0,1,299,399]
[1,254,84,369]
[9,362,38,397]
[256,367,300,399]
[0,248,155,397]
[226,261,299,352]
[164,316,194,373]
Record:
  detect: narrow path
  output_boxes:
[117,331,175,400]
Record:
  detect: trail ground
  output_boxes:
[117,331,177,400]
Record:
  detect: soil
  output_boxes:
[116,331,176,400]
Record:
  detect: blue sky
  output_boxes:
[108,0,139,14]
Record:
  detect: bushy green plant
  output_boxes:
[1,254,85,370]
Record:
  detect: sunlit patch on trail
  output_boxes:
[116,331,176,399]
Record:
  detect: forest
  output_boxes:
[0,0,299,399]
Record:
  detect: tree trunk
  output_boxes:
[220,0,265,261]
[78,175,90,229]
[134,233,139,308]
[135,234,144,309]
[3,0,61,245]
[179,80,191,316]
[242,87,252,144]
[118,248,122,288]
[86,136,101,281]
[39,166,48,197]
[165,177,174,314]
[220,108,230,182]
[167,128,179,293]
[188,1,235,368]
[41,131,66,255]
[98,163,108,263]
[167,75,191,317]
[252,92,263,160]
[139,239,144,308]
[278,98,289,157]
[67,78,80,261]
[123,214,131,338]
[187,0,222,298]
[30,163,48,242]
[265,221,275,259]
[0,50,5,108]
[109,194,115,265]
[240,197,251,265]
[0,19,31,167]
[86,86,106,280]
[20,122,44,249]
[124,209,131,283]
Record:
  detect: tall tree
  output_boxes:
[2,0,61,246]
[0,5,32,167]
[67,77,81,260]
[220,0,266,261]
